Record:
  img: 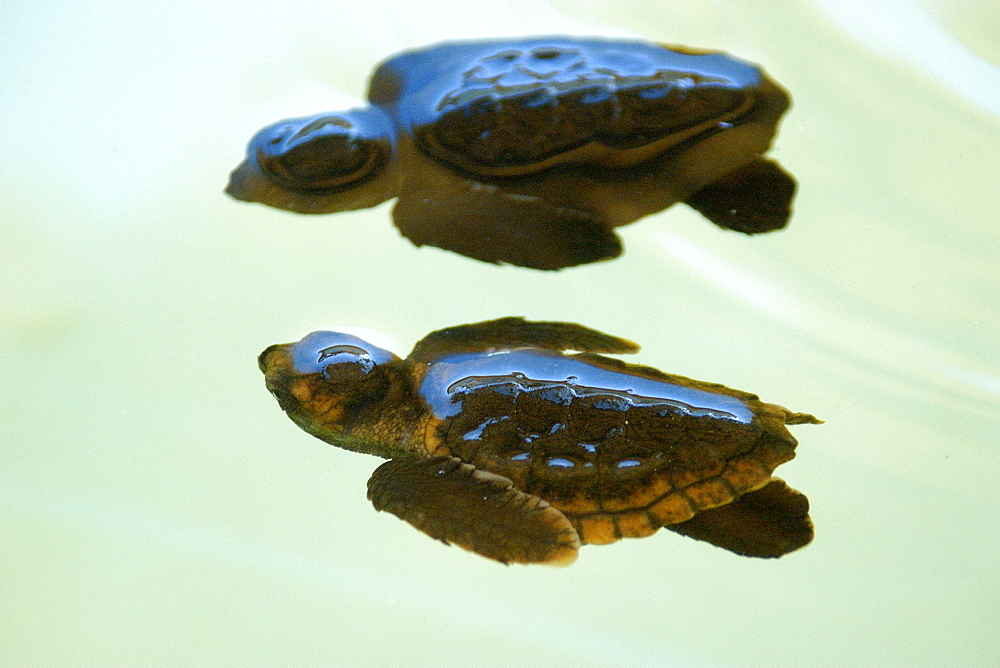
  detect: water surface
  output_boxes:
[2,0,998,664]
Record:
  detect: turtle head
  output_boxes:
[226,108,397,214]
[259,331,400,443]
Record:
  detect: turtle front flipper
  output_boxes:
[684,158,796,234]
[367,456,580,565]
[665,479,813,558]
[392,171,622,270]
[408,317,639,363]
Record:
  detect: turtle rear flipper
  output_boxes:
[684,158,796,234]
[666,479,813,558]
[367,456,581,565]
[392,174,622,270]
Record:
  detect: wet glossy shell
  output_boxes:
[369,38,760,176]
[432,362,793,545]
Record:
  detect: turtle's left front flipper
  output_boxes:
[684,158,796,234]
[367,456,580,565]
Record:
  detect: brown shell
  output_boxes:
[368,37,761,176]
[430,365,795,545]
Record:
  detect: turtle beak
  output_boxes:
[258,342,312,413]
[258,343,286,373]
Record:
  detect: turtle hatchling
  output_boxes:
[259,317,819,565]
[228,36,797,270]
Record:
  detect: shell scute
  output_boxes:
[613,509,661,540]
[721,456,773,495]
[648,493,697,526]
[683,478,738,512]
[575,513,620,545]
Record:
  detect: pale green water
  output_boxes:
[2,0,998,664]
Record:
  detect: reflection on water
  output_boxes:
[2,0,998,664]
[226,36,798,269]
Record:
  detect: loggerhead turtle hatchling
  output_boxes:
[228,36,797,270]
[258,317,819,565]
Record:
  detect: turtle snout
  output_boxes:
[258,344,309,413]
[258,344,286,373]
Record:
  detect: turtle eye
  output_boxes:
[255,115,389,193]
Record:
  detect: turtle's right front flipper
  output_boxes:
[367,456,580,565]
